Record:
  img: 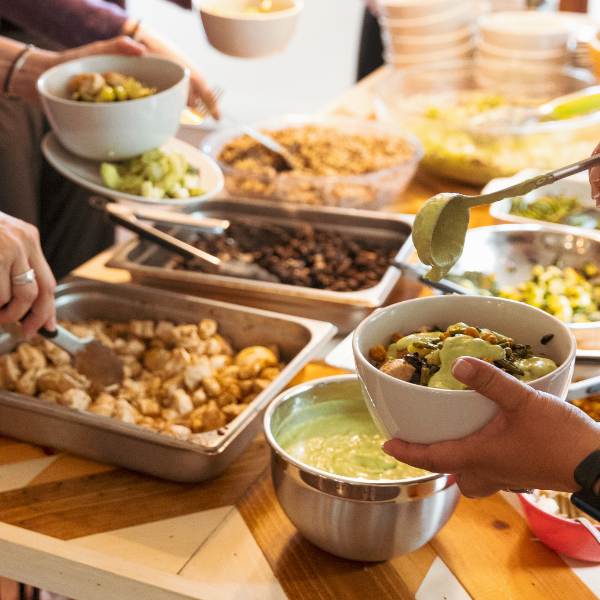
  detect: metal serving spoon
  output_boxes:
[413,153,600,283]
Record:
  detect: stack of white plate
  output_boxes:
[378,0,487,69]
[476,11,579,67]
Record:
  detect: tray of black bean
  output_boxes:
[106,197,413,333]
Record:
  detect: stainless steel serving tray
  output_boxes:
[105,198,413,335]
[0,279,336,482]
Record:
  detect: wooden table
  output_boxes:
[0,67,599,600]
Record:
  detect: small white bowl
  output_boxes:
[389,23,475,47]
[478,11,578,52]
[378,0,467,20]
[477,39,570,61]
[352,295,576,444]
[37,55,189,161]
[386,38,476,66]
[193,0,303,58]
[389,28,474,55]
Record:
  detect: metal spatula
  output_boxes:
[39,325,124,388]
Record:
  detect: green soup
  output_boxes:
[277,399,429,481]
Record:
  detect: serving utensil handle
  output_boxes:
[468,154,600,208]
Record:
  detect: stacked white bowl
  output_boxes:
[476,11,579,67]
[377,0,487,69]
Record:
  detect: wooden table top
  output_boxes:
[1,66,599,600]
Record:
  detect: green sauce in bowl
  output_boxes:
[278,399,429,481]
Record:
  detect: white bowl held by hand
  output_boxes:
[352,295,576,444]
[37,55,189,161]
[194,0,303,58]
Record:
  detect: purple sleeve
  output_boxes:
[0,0,129,48]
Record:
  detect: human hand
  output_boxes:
[122,22,221,119]
[0,213,56,338]
[590,140,600,207]
[8,36,146,103]
[382,357,600,498]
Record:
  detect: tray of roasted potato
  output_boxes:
[0,279,336,482]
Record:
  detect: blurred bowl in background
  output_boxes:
[193,0,303,58]
[37,55,189,161]
[377,0,466,20]
[263,374,460,561]
[201,114,424,209]
[519,492,600,562]
[477,11,578,52]
[373,59,600,185]
[352,295,576,444]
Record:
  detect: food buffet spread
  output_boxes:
[7,4,600,599]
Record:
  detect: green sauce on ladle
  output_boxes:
[413,154,600,283]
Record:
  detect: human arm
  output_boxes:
[0,0,220,115]
[0,212,56,337]
[119,18,220,118]
[1,35,146,102]
[382,356,600,498]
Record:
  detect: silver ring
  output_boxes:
[12,268,36,286]
[507,488,534,494]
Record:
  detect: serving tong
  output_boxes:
[91,197,279,282]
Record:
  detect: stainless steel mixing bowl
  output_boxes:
[263,374,460,562]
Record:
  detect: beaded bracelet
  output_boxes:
[3,44,35,96]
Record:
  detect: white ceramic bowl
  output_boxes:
[37,55,189,161]
[378,0,467,20]
[381,0,481,36]
[477,39,570,62]
[389,24,475,47]
[478,11,578,52]
[193,0,303,58]
[352,295,576,444]
[386,38,476,67]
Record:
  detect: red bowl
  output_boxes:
[519,493,600,562]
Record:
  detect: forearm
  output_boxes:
[0,0,127,48]
[0,39,57,102]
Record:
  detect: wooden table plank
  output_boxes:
[0,437,270,540]
[433,494,598,600]
[238,470,417,600]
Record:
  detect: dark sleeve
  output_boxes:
[165,0,192,9]
[0,0,128,48]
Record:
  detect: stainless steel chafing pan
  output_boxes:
[105,197,413,335]
[0,279,336,482]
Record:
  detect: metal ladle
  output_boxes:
[413,153,600,283]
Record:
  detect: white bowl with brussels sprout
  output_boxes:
[37,54,189,161]
[352,295,576,444]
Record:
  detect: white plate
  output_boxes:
[487,168,595,232]
[41,132,224,207]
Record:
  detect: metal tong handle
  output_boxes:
[99,201,223,273]
[89,196,229,232]
[392,261,480,296]
[467,153,600,208]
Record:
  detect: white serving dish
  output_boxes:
[486,168,595,230]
